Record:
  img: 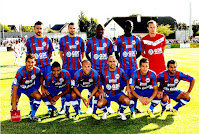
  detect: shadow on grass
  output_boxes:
[1,112,174,134]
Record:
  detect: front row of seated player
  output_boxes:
[11,54,195,122]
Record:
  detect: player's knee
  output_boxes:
[34,94,42,99]
[162,95,169,102]
[128,93,133,99]
[97,101,104,108]
[71,92,77,99]
[123,97,130,105]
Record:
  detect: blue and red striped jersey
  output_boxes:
[86,36,114,72]
[114,35,142,70]
[12,66,42,90]
[100,67,129,96]
[73,68,100,88]
[44,69,71,91]
[59,35,85,70]
[157,70,194,92]
[25,36,54,68]
[129,69,157,90]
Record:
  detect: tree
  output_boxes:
[78,11,98,38]
[22,26,34,32]
[0,23,11,32]
[192,20,199,37]
[157,24,175,37]
[177,22,187,30]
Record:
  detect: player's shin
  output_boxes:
[71,98,79,115]
[149,98,161,111]
[64,94,71,114]
[92,97,99,114]
[119,103,128,113]
[129,98,135,113]
[173,99,190,110]
[31,99,41,117]
[42,97,57,111]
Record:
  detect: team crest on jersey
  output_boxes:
[75,40,79,45]
[146,78,150,83]
[115,74,120,79]
[106,84,112,90]
[31,74,36,80]
[148,49,154,55]
[59,78,64,82]
[89,79,93,82]
[174,79,179,84]
[42,42,46,47]
[123,51,128,57]
[66,52,71,57]
[132,40,136,45]
[103,43,107,47]
[94,54,99,59]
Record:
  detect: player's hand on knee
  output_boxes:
[41,88,49,97]
[156,91,163,98]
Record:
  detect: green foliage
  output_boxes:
[22,26,34,32]
[0,23,11,32]
[177,22,187,30]
[78,11,98,38]
[157,24,175,37]
[47,29,57,33]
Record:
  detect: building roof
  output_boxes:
[104,16,177,33]
[51,23,68,31]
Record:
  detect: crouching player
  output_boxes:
[129,58,162,119]
[11,54,43,122]
[43,61,71,118]
[97,55,130,120]
[72,60,101,120]
[156,60,195,116]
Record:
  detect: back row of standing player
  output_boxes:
[11,20,195,121]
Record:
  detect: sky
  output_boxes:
[0,0,199,28]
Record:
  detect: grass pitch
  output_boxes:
[1,48,199,134]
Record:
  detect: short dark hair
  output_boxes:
[139,58,149,66]
[147,20,157,27]
[96,24,104,30]
[51,61,61,68]
[167,60,177,68]
[34,21,43,27]
[26,54,35,62]
[68,22,75,28]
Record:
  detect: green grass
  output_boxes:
[1,48,199,134]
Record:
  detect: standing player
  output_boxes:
[72,60,101,120]
[11,54,43,122]
[12,40,24,65]
[129,58,161,119]
[114,20,142,114]
[59,22,85,114]
[154,60,195,116]
[141,20,172,110]
[86,24,114,114]
[25,21,54,114]
[43,61,71,118]
[97,55,130,120]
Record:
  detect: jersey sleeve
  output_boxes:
[13,72,22,87]
[157,73,164,82]
[65,71,71,84]
[94,74,101,87]
[25,40,31,54]
[108,39,114,53]
[44,75,51,89]
[136,37,143,52]
[80,38,85,52]
[151,73,158,86]
[86,39,91,53]
[162,35,166,47]
[59,38,63,51]
[140,38,146,51]
[121,68,129,81]
[129,72,136,86]
[180,71,194,82]
[114,38,120,52]
[73,74,79,87]
[48,38,54,52]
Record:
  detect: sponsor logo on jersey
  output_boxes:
[75,40,79,45]
[115,74,120,79]
[103,43,107,47]
[146,78,150,83]
[42,42,46,47]
[174,79,179,84]
[132,40,136,45]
